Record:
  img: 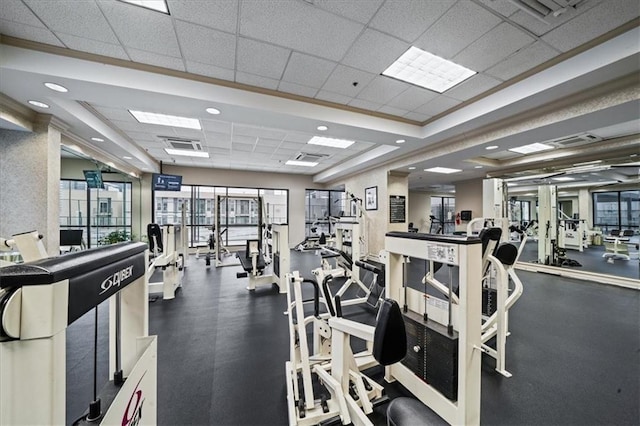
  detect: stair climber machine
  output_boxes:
[0,242,157,425]
[147,223,185,300]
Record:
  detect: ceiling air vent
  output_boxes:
[544,133,601,149]
[160,136,203,151]
[508,0,586,22]
[295,152,328,162]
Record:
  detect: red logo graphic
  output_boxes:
[122,373,146,426]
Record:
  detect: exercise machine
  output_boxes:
[236,224,289,293]
[147,223,184,300]
[285,271,390,426]
[0,230,49,267]
[603,230,633,262]
[214,195,265,267]
[428,215,443,234]
[385,231,483,425]
[0,242,157,424]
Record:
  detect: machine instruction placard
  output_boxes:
[427,243,458,265]
[389,195,406,223]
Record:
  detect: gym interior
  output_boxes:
[0,1,638,425]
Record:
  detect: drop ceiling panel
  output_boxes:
[315,90,352,105]
[128,48,185,71]
[476,0,520,17]
[231,134,257,145]
[387,86,438,111]
[232,143,254,152]
[202,120,232,134]
[256,138,282,148]
[236,37,290,80]
[239,0,363,61]
[0,19,63,47]
[454,22,536,72]
[235,72,279,90]
[413,1,501,59]
[24,0,118,44]
[541,0,640,52]
[313,0,384,24]
[186,60,235,80]
[404,111,432,122]
[93,106,138,122]
[340,29,409,74]
[175,20,235,68]
[348,98,383,111]
[0,0,47,27]
[278,81,319,98]
[356,75,409,104]
[445,73,503,102]
[507,1,602,37]
[369,0,456,42]
[377,105,410,117]
[485,41,559,81]
[97,0,181,57]
[168,0,238,33]
[319,65,375,98]
[281,52,337,88]
[56,33,130,60]
[415,95,461,116]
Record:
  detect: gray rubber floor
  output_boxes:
[66,250,640,425]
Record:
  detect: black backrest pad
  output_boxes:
[147,223,163,252]
[495,243,518,266]
[479,227,502,256]
[373,299,407,366]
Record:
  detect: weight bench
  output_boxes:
[355,259,385,308]
[603,236,631,262]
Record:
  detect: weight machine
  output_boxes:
[235,224,290,293]
[147,223,185,300]
[0,242,157,425]
[214,195,265,267]
[385,232,483,425]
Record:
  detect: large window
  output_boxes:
[60,180,132,247]
[430,196,455,234]
[304,189,346,236]
[153,185,288,248]
[510,200,531,224]
[593,190,639,234]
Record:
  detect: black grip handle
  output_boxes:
[302,279,320,317]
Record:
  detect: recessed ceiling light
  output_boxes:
[118,0,169,14]
[91,137,104,142]
[308,136,354,149]
[408,166,416,170]
[507,183,518,187]
[552,176,575,181]
[509,143,554,154]
[382,46,476,93]
[474,165,483,169]
[130,110,201,130]
[165,148,209,158]
[28,100,49,108]
[485,145,499,150]
[286,160,318,167]
[123,156,132,160]
[205,107,221,115]
[424,167,461,174]
[316,125,328,131]
[395,139,406,144]
[44,82,68,93]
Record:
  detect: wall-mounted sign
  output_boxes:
[390,195,406,223]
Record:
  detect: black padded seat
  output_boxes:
[373,299,406,366]
[337,249,353,270]
[387,397,448,426]
[237,250,266,272]
[495,242,519,266]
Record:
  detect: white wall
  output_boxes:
[408,191,431,232]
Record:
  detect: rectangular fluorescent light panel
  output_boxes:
[165,148,209,158]
[286,160,318,167]
[382,46,476,93]
[508,143,554,154]
[119,0,169,13]
[308,136,354,149]
[424,167,461,174]
[129,110,201,130]
[552,176,575,181]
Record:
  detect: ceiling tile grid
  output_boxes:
[186,60,235,81]
[0,0,46,28]
[174,20,236,68]
[234,71,280,90]
[340,28,409,74]
[281,52,337,88]
[97,0,182,57]
[368,0,457,43]
[485,41,560,81]
[167,0,239,33]
[55,33,131,60]
[127,48,186,71]
[238,0,363,62]
[312,0,384,25]
[413,0,502,59]
[236,37,291,80]
[277,81,319,98]
[0,18,64,47]
[24,0,119,44]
